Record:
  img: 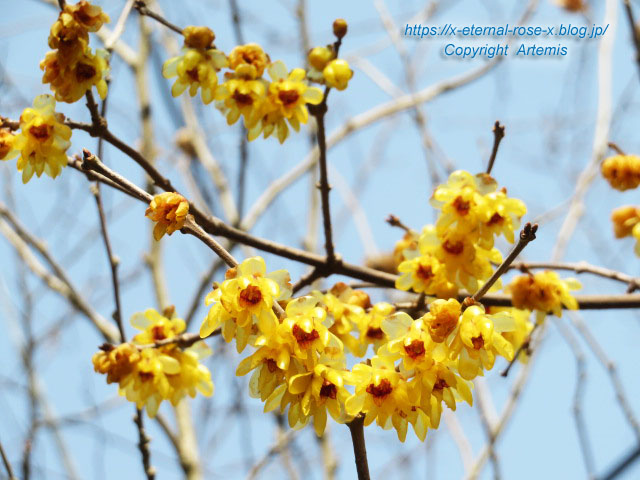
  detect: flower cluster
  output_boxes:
[198,253,520,441]
[145,192,190,241]
[396,171,526,296]
[41,0,109,103]
[162,20,352,143]
[1,95,72,183]
[92,309,214,417]
[506,271,581,323]
[162,26,228,104]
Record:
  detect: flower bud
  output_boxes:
[333,18,348,38]
[322,59,353,91]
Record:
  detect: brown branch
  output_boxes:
[623,0,640,80]
[486,121,505,175]
[468,223,538,305]
[0,437,16,480]
[134,408,156,480]
[500,323,539,377]
[68,160,640,311]
[134,1,183,34]
[346,415,370,480]
[0,117,19,131]
[608,142,626,156]
[386,214,412,233]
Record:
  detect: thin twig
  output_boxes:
[0,437,17,480]
[469,223,538,304]
[623,0,640,79]
[346,415,370,480]
[134,408,156,480]
[486,121,505,175]
[134,1,183,34]
[386,214,412,233]
[500,322,538,377]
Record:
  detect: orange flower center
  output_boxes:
[232,90,254,106]
[487,213,504,225]
[443,240,464,255]
[416,263,434,280]
[366,378,393,400]
[278,89,299,107]
[453,196,471,215]
[266,358,278,373]
[471,335,484,350]
[29,124,51,141]
[239,285,263,308]
[76,62,96,81]
[151,325,167,341]
[139,371,154,382]
[433,378,449,391]
[320,380,337,399]
[366,327,384,340]
[186,67,200,82]
[292,324,319,348]
[404,339,425,359]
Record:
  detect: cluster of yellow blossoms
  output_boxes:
[396,170,527,297]
[602,152,640,257]
[41,0,110,103]
[194,254,528,440]
[92,309,214,417]
[1,95,72,183]
[163,20,353,143]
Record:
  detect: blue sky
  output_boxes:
[1,0,640,479]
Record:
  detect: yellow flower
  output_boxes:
[94,309,214,418]
[421,226,502,294]
[0,129,15,160]
[41,46,109,103]
[448,305,515,380]
[610,206,640,256]
[215,75,267,128]
[131,308,187,345]
[478,188,527,248]
[344,356,415,442]
[48,1,110,49]
[322,59,353,91]
[145,192,189,241]
[92,343,140,384]
[319,283,369,356]
[5,95,72,183]
[356,302,395,355]
[611,206,640,238]
[269,360,351,436]
[505,271,581,322]
[182,25,216,50]
[227,43,270,79]
[248,61,323,144]
[162,33,227,104]
[393,230,419,268]
[200,256,291,351]
[236,337,302,402]
[396,252,457,298]
[308,46,335,72]
[412,362,472,429]
[380,312,435,371]
[422,298,462,343]
[274,296,343,370]
[490,307,534,364]
[601,154,640,191]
